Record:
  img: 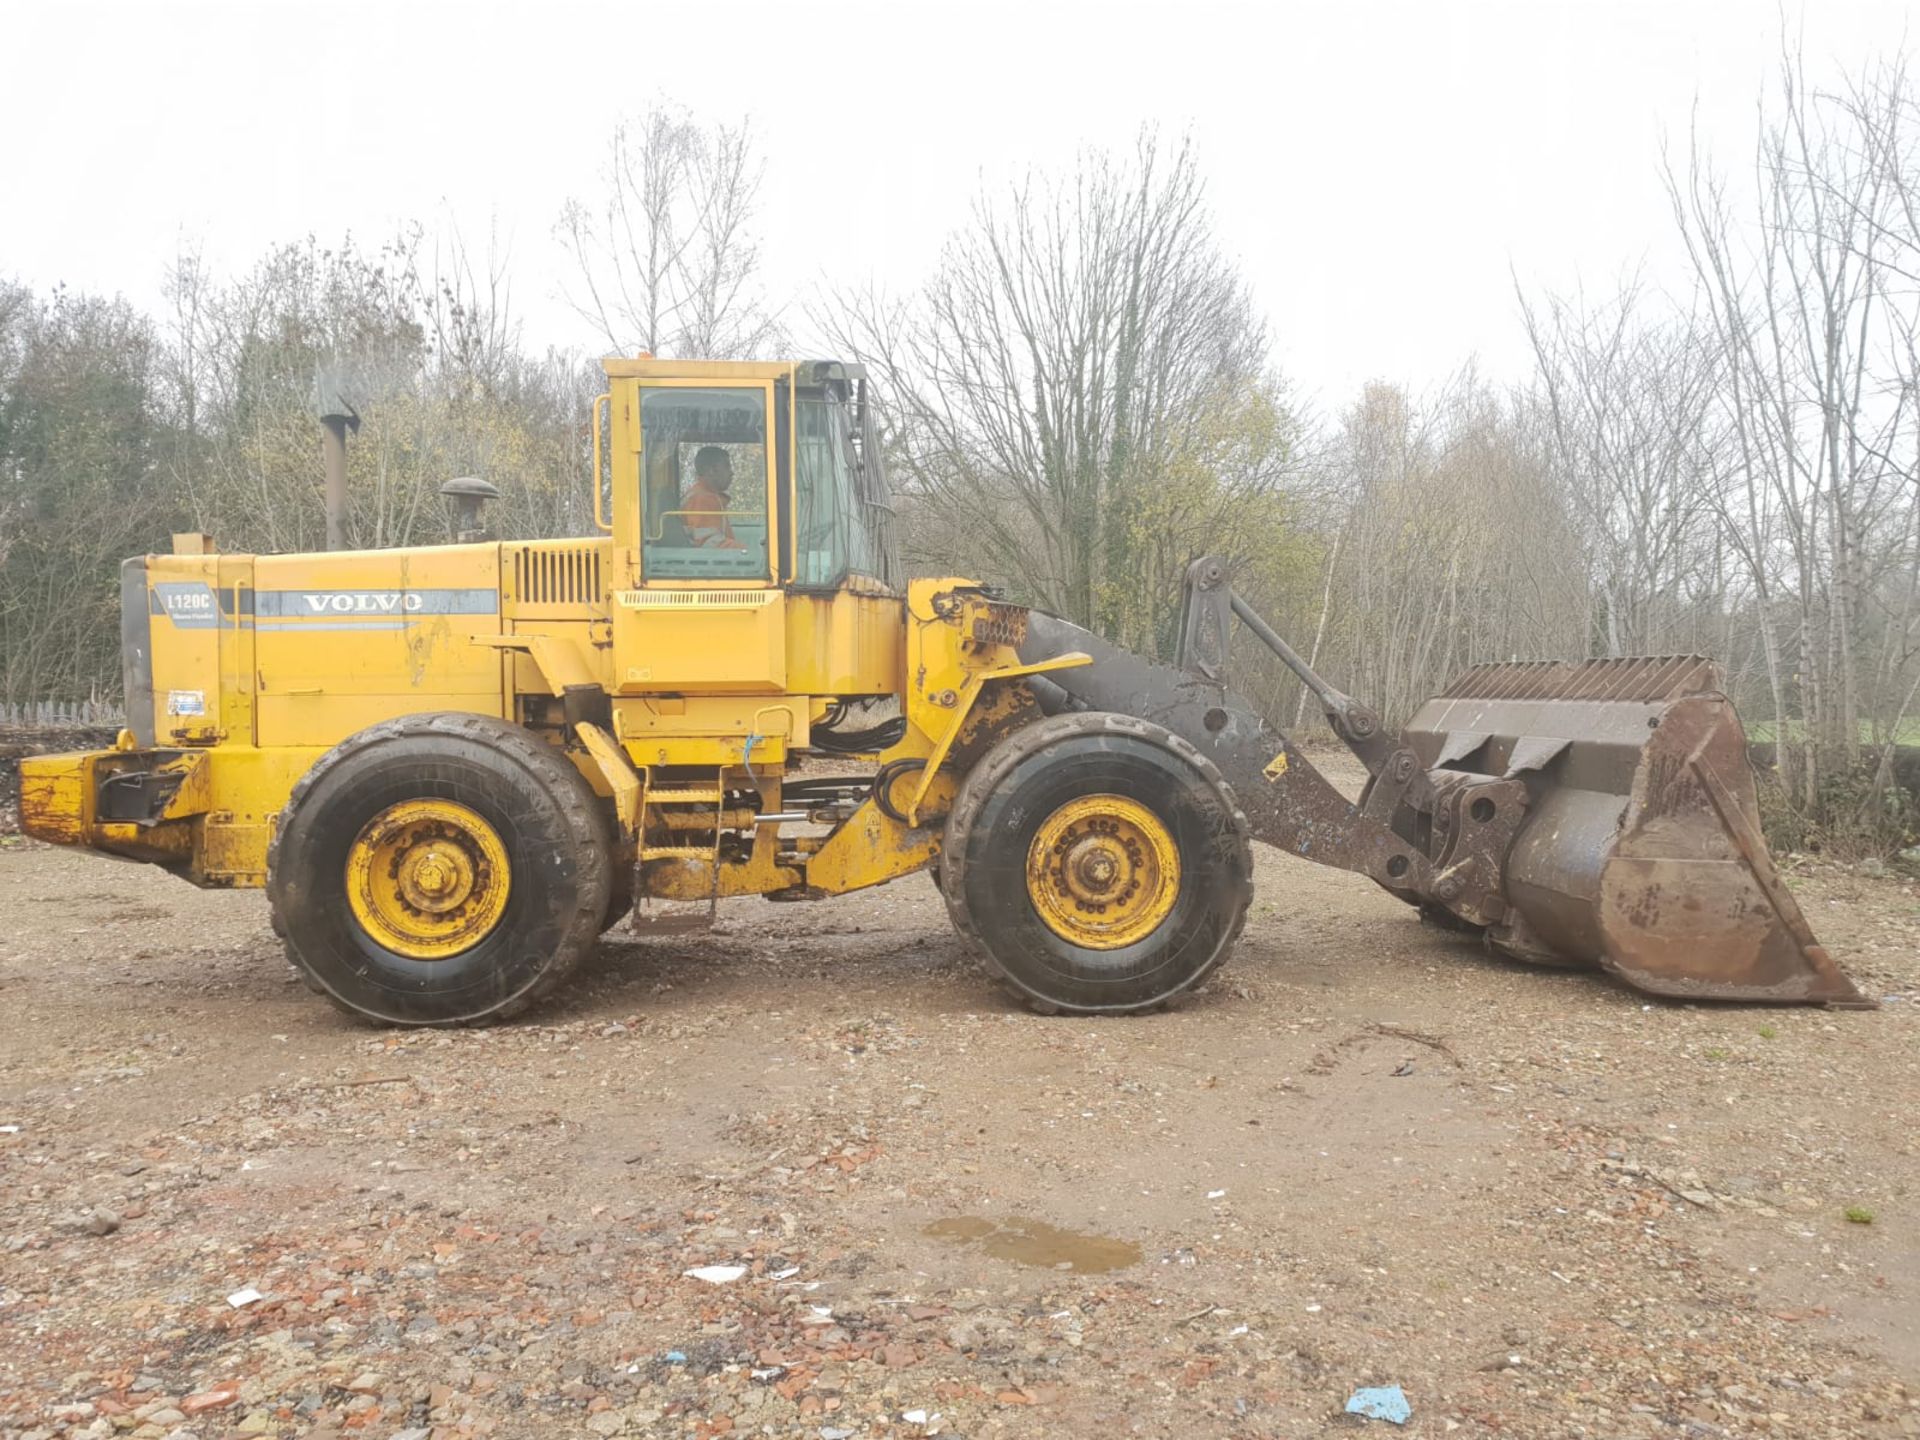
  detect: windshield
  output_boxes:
[639,386,770,581]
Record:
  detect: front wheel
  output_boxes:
[267,713,611,1026]
[939,712,1252,1014]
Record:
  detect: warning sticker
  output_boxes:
[166,689,207,717]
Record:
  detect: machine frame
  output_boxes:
[18,355,1870,1024]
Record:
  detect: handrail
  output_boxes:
[591,393,613,534]
[646,508,767,542]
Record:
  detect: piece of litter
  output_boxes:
[664,1350,688,1365]
[1345,1384,1411,1425]
[225,1287,264,1309]
[683,1264,747,1285]
[1305,1303,1323,1313]
[901,1410,939,1426]
[770,1265,801,1279]
[801,1304,835,1323]
[750,1366,784,1381]
[1207,1189,1227,1199]
[1228,1323,1249,1336]
[0,1124,20,1134]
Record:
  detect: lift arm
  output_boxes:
[1018,587,1433,893]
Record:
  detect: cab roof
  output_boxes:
[598,357,866,384]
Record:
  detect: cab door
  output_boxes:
[609,375,789,694]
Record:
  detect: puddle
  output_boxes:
[922,1215,1141,1273]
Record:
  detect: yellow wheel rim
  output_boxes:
[344,799,511,960]
[1025,793,1181,950]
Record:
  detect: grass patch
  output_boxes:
[1844,1205,1876,1225]
[1757,1023,1778,1039]
[1703,1046,1731,1061]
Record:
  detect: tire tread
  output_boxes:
[266,712,608,1027]
[938,711,1252,1015]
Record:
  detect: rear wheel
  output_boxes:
[267,713,610,1026]
[939,712,1252,1014]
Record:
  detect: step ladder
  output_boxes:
[629,772,727,934]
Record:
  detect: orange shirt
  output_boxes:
[682,479,741,548]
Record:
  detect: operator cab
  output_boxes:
[625,359,899,592]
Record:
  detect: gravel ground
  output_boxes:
[1,754,1917,1440]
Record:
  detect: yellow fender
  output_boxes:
[901,654,1090,825]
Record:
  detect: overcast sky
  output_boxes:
[4,0,1913,412]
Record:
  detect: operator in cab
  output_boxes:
[682,446,744,550]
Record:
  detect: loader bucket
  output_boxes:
[1399,656,1871,1007]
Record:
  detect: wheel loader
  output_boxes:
[15,356,1869,1024]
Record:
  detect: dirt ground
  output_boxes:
[2,753,1918,1440]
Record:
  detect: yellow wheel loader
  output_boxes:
[16,357,1869,1024]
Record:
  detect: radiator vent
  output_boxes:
[614,589,777,610]
[514,545,602,606]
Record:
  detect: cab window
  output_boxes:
[794,391,896,588]
[639,386,769,580]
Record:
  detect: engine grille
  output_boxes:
[514,544,603,607]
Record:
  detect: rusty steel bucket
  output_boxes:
[1398,656,1872,1007]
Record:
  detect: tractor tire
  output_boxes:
[938,711,1252,1015]
[267,712,611,1027]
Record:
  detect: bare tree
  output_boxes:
[1520,282,1722,657]
[1311,375,1589,725]
[1833,60,1920,811]
[559,107,779,359]
[1667,47,1920,819]
[158,229,599,558]
[820,133,1299,655]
